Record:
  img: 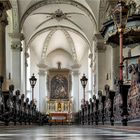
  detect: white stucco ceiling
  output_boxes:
[18,0,100,67]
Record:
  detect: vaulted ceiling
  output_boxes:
[17,0,100,67]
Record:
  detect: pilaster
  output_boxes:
[9,33,24,90]
[93,34,106,95]
[38,63,47,113]
[71,63,80,112]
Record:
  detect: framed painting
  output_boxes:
[47,68,71,100]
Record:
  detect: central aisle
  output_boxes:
[0,125,140,140]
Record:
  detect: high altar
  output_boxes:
[46,65,73,123]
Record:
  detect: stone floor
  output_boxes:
[0,125,140,140]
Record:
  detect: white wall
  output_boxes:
[46,49,74,69]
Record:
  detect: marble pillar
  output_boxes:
[9,33,24,90]
[38,63,47,113]
[71,64,80,112]
[0,1,11,90]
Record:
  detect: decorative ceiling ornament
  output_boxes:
[32,9,84,30]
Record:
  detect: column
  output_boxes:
[38,63,47,113]
[9,33,24,90]
[94,34,106,95]
[111,46,119,89]
[71,64,80,112]
[0,2,11,90]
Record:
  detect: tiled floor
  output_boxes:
[0,125,140,140]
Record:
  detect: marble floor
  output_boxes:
[0,125,140,140]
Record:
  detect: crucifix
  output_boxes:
[57,62,61,69]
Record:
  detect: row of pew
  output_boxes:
[78,88,116,126]
[0,77,49,126]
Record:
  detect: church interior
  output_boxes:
[0,0,140,139]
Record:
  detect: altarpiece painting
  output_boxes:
[47,68,71,100]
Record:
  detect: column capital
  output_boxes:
[93,34,106,52]
[71,63,81,69]
[11,41,22,51]
[37,62,48,76]
[9,32,24,41]
[71,63,81,76]
[9,33,24,51]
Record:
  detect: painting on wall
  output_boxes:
[47,69,71,100]
[51,74,68,99]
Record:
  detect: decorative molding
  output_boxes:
[71,63,81,69]
[93,34,106,52]
[33,9,84,30]
[41,29,57,59]
[62,29,78,63]
[11,41,22,51]
[9,32,24,40]
[9,33,24,51]
[25,52,29,58]
[37,63,47,69]
[9,0,19,32]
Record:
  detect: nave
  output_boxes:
[0,125,140,140]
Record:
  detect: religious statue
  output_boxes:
[6,85,14,112]
[128,57,140,86]
[58,102,62,111]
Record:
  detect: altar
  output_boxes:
[46,100,73,123]
[46,66,73,123]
